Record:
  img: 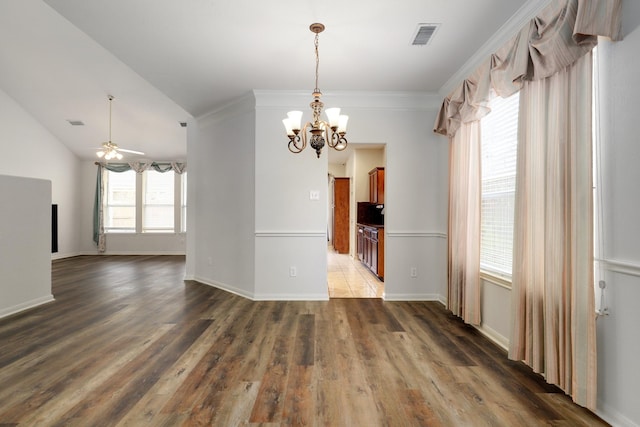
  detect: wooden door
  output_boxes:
[333,178,350,254]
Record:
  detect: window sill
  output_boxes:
[480,271,512,290]
[105,231,186,235]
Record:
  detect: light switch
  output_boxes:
[309,190,320,200]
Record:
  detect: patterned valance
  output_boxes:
[434,0,622,138]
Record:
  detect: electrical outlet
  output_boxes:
[289,266,297,277]
[410,267,417,278]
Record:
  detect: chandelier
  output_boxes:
[96,95,144,160]
[282,23,348,158]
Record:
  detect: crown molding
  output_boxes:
[439,0,552,98]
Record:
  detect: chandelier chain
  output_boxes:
[314,32,320,92]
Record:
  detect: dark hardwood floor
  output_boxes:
[0,255,607,426]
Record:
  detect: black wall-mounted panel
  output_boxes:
[52,204,58,253]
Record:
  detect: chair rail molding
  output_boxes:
[597,257,640,278]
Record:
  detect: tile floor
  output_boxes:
[327,245,384,298]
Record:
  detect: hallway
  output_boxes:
[327,245,384,298]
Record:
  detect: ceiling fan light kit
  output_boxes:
[96,95,144,160]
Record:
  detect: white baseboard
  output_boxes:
[190,276,330,301]
[192,276,254,300]
[596,401,640,427]
[476,323,509,351]
[98,251,186,256]
[71,251,187,257]
[51,252,83,260]
[252,293,329,301]
[0,295,55,320]
[383,293,444,302]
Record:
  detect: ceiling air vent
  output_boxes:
[67,120,84,126]
[411,23,439,46]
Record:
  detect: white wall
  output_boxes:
[593,2,640,425]
[191,90,447,300]
[0,175,53,318]
[328,163,346,177]
[0,89,81,259]
[478,278,512,349]
[188,95,256,298]
[254,93,329,300]
[253,90,448,300]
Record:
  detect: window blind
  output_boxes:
[480,92,519,278]
[143,170,175,232]
[105,169,136,232]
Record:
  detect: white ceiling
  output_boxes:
[0,0,544,161]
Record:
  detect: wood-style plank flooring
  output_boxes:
[0,255,607,426]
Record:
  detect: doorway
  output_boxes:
[327,246,384,297]
[327,143,386,298]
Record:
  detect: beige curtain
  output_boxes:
[433,0,621,409]
[509,52,596,409]
[447,121,481,325]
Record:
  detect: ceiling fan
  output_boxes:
[96,95,145,160]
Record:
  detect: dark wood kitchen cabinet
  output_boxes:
[357,224,384,280]
[333,177,350,254]
[369,167,384,204]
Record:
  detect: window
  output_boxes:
[105,169,136,232]
[181,172,187,232]
[104,168,186,234]
[480,92,520,279]
[143,170,175,232]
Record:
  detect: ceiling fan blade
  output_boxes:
[118,148,145,155]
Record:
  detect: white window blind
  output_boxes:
[105,169,136,232]
[480,92,519,278]
[181,172,187,232]
[143,170,175,232]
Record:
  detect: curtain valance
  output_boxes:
[434,0,622,138]
[96,161,187,174]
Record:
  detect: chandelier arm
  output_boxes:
[321,122,334,148]
[287,122,311,154]
[288,135,304,153]
[335,135,348,151]
[327,128,337,148]
[326,126,348,150]
[300,121,310,149]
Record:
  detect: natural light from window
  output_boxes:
[143,170,175,233]
[480,92,519,280]
[105,170,136,232]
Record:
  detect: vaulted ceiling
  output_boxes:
[0,0,548,161]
